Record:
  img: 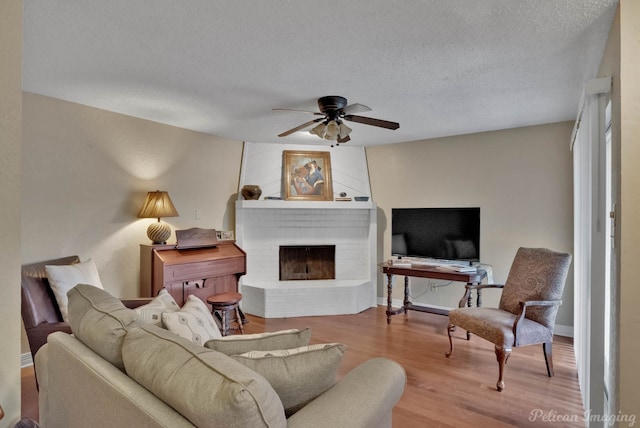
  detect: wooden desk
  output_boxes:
[140,242,246,306]
[379,262,487,324]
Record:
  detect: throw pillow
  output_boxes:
[453,239,476,259]
[162,295,222,345]
[204,328,311,355]
[67,283,144,371]
[135,288,180,326]
[123,324,286,428]
[232,343,346,416]
[45,258,104,322]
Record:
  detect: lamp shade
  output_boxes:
[310,122,326,138]
[339,122,352,137]
[138,191,179,244]
[324,120,340,140]
[137,191,179,219]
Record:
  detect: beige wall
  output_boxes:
[367,122,575,328]
[21,93,244,299]
[618,0,640,417]
[0,0,22,426]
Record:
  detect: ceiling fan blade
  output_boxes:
[343,115,400,130]
[337,135,351,144]
[278,118,324,137]
[342,103,371,115]
[273,108,324,116]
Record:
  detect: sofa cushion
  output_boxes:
[135,288,180,326]
[232,343,346,416]
[123,324,286,428]
[45,259,104,322]
[67,284,144,371]
[205,328,311,355]
[162,295,222,344]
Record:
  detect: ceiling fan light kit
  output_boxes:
[310,120,350,139]
[275,95,399,145]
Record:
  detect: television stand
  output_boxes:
[379,261,487,326]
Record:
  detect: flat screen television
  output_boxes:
[391,207,480,262]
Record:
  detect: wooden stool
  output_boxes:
[206,292,245,336]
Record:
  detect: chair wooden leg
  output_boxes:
[543,342,554,377]
[494,346,511,391]
[445,323,456,357]
[234,307,245,334]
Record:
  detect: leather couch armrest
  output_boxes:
[286,357,406,428]
[26,322,72,363]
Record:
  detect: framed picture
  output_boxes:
[283,150,333,201]
[216,230,235,241]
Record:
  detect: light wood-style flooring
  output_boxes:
[22,305,584,427]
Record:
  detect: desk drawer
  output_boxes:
[165,257,245,283]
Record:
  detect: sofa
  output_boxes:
[36,284,406,427]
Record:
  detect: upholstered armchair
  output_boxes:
[446,247,572,391]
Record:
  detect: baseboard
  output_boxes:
[553,324,574,338]
[21,352,33,368]
[376,298,574,338]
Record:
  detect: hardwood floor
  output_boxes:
[21,365,38,422]
[22,306,584,427]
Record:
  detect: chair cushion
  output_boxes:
[162,295,222,344]
[449,307,552,348]
[231,343,346,416]
[134,288,180,326]
[45,259,104,322]
[123,324,286,428]
[67,284,144,371]
[204,328,311,355]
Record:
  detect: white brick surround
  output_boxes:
[236,202,377,317]
[236,142,377,318]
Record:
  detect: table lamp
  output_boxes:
[137,190,179,244]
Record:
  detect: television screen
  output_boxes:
[391,207,480,261]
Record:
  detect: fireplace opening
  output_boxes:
[279,245,335,281]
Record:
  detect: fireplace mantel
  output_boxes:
[237,200,373,210]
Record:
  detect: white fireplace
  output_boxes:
[235,142,378,318]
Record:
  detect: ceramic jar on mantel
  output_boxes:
[241,185,262,200]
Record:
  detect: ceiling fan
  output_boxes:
[274,96,399,145]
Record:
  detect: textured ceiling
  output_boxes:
[23,1,618,146]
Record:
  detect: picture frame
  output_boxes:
[282,150,333,201]
[216,230,235,241]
